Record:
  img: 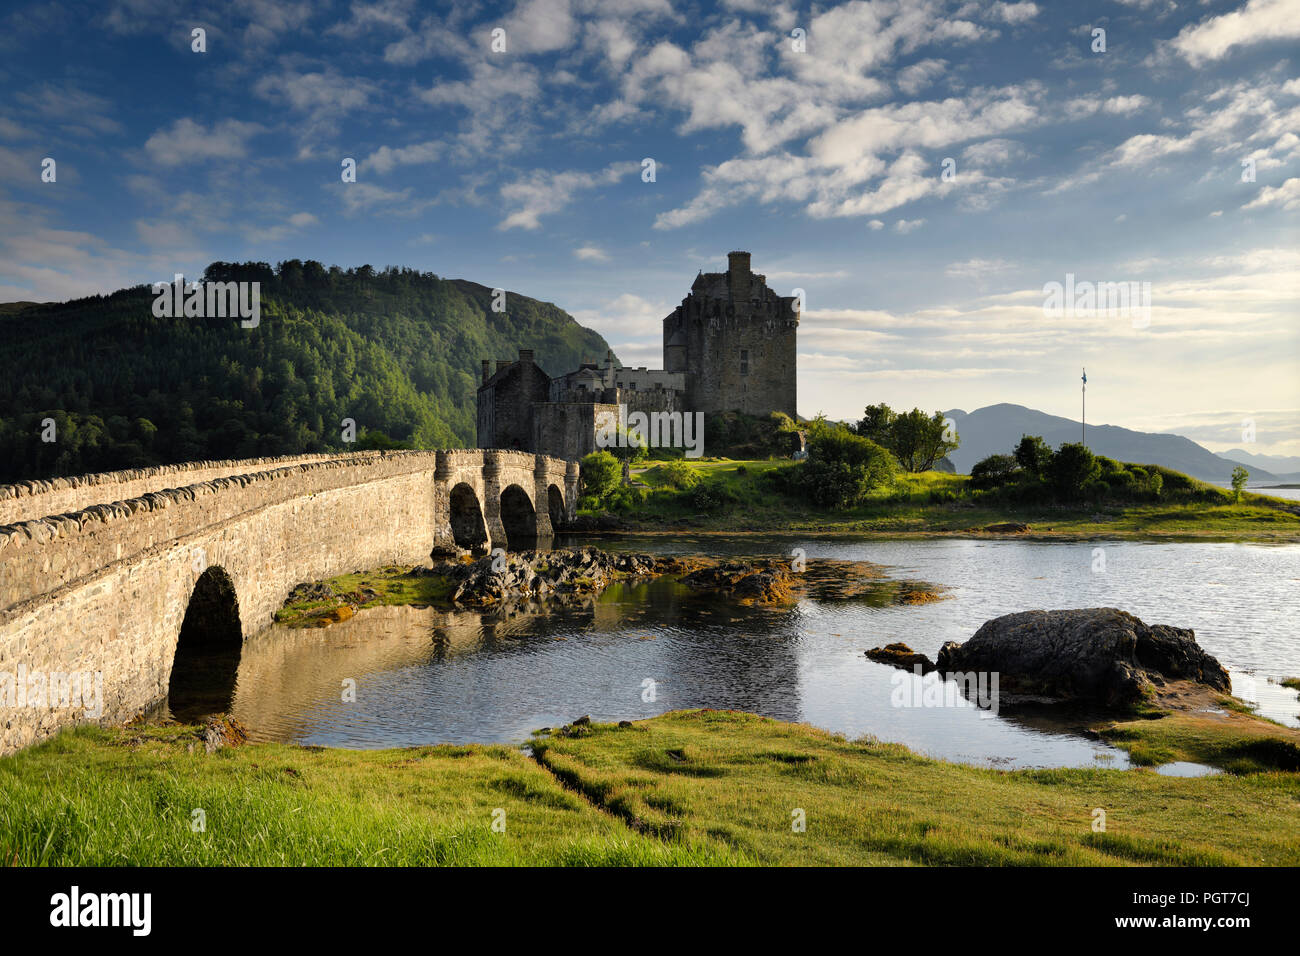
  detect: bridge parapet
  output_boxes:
[0,453,347,527]
[0,452,439,614]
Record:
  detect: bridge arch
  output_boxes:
[168,565,243,721]
[500,484,537,550]
[449,482,489,551]
[547,483,565,531]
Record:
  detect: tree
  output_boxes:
[1014,434,1052,478]
[970,453,1020,490]
[890,408,959,472]
[1048,442,1100,500]
[856,403,897,446]
[1231,465,1249,503]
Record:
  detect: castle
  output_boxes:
[477,251,799,460]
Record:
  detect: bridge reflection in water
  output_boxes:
[187,577,804,748]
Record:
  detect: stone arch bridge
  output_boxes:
[0,449,578,753]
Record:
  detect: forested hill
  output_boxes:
[0,260,615,483]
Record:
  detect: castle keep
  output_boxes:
[478,252,798,459]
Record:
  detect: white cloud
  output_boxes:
[990,2,1039,25]
[143,118,265,166]
[1243,177,1300,212]
[499,162,637,230]
[574,244,609,261]
[945,257,1016,278]
[1170,0,1300,66]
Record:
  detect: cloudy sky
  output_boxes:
[1,0,1297,454]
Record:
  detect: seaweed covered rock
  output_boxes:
[935,608,1230,707]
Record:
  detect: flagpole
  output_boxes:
[1081,368,1086,448]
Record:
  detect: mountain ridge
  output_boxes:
[941,403,1279,482]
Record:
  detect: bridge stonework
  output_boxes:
[0,449,575,754]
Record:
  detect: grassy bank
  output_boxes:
[3,710,1298,866]
[600,460,1300,540]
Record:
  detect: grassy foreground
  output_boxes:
[612,461,1300,540]
[3,710,1298,866]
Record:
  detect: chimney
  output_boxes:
[519,348,534,363]
[496,360,511,374]
[481,360,491,384]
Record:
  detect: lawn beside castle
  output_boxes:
[2,709,1298,867]
[598,460,1300,540]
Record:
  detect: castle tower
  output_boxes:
[662,251,798,417]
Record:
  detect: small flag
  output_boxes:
[1082,368,1087,384]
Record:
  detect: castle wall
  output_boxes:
[532,403,621,460]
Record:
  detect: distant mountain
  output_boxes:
[1219,449,1300,482]
[0,260,615,483]
[942,404,1280,482]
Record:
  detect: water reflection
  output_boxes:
[166,536,1300,769]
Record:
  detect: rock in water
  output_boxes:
[936,608,1230,707]
[865,642,937,672]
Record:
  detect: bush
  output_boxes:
[688,479,739,513]
[579,451,621,503]
[970,453,1020,490]
[793,426,898,508]
[655,458,702,490]
[606,485,647,512]
[1048,443,1100,501]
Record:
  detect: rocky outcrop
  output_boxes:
[935,608,1230,707]
[431,547,659,608]
[677,561,794,604]
[865,642,937,672]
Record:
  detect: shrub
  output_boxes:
[655,458,701,490]
[969,453,1020,490]
[579,450,621,503]
[688,479,739,513]
[795,427,898,508]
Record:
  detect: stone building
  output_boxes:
[664,251,799,417]
[477,252,798,459]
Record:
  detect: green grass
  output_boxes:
[1098,710,1300,774]
[614,460,1300,540]
[1281,677,1300,692]
[0,723,736,866]
[6,711,1295,866]
[274,565,457,626]
[532,710,1300,866]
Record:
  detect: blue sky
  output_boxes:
[1,0,1297,454]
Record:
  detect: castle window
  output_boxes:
[740,349,749,375]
